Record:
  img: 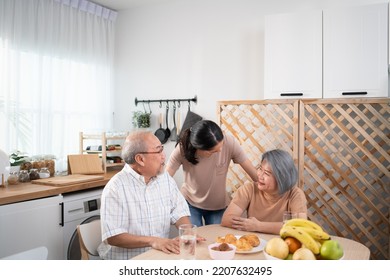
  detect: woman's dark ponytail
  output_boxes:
[178,120,224,165]
[179,129,198,164]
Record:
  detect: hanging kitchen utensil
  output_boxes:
[147,101,152,114]
[170,102,177,141]
[164,102,171,141]
[179,101,202,139]
[154,103,168,143]
[176,101,181,142]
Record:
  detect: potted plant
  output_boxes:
[9,150,30,169]
[132,111,151,128]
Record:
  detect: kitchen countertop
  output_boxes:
[0,169,120,206]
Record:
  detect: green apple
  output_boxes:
[320,240,343,260]
[285,253,293,260]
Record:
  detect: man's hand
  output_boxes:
[151,237,180,254]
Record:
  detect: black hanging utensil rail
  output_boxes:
[135,95,197,106]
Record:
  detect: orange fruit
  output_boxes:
[284,236,301,254]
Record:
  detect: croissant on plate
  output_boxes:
[235,238,253,251]
[224,234,237,244]
[215,233,261,251]
[239,234,260,247]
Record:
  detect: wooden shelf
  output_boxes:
[106,162,125,168]
[83,150,122,154]
[79,132,128,173]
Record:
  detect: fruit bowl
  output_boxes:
[264,249,344,260]
[263,250,284,260]
[208,243,236,260]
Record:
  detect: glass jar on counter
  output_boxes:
[29,168,40,180]
[7,171,19,185]
[38,167,50,178]
[19,170,30,182]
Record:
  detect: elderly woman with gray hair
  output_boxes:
[221,149,307,234]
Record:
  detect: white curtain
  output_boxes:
[0,0,117,171]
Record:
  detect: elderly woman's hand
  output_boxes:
[231,216,260,232]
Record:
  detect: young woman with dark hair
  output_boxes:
[166,120,258,227]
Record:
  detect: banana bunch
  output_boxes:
[280,218,330,255]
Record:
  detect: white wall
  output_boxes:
[113,0,386,184]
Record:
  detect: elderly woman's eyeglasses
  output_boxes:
[256,165,273,177]
[138,145,164,154]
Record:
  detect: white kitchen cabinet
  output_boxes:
[0,195,64,259]
[323,3,389,98]
[264,10,323,99]
[264,3,389,100]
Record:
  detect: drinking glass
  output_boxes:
[179,224,197,260]
[283,211,298,224]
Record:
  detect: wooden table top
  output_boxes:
[131,224,370,260]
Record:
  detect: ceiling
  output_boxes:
[91,0,175,11]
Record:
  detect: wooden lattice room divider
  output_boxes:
[299,99,389,260]
[218,98,389,260]
[217,100,299,193]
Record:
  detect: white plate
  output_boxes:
[234,235,267,254]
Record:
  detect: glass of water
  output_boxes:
[283,211,298,224]
[179,224,197,260]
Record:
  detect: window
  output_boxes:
[0,0,117,172]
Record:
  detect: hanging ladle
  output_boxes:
[170,102,177,141]
[164,102,171,140]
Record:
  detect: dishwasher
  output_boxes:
[62,188,103,260]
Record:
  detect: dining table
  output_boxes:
[131,224,370,260]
